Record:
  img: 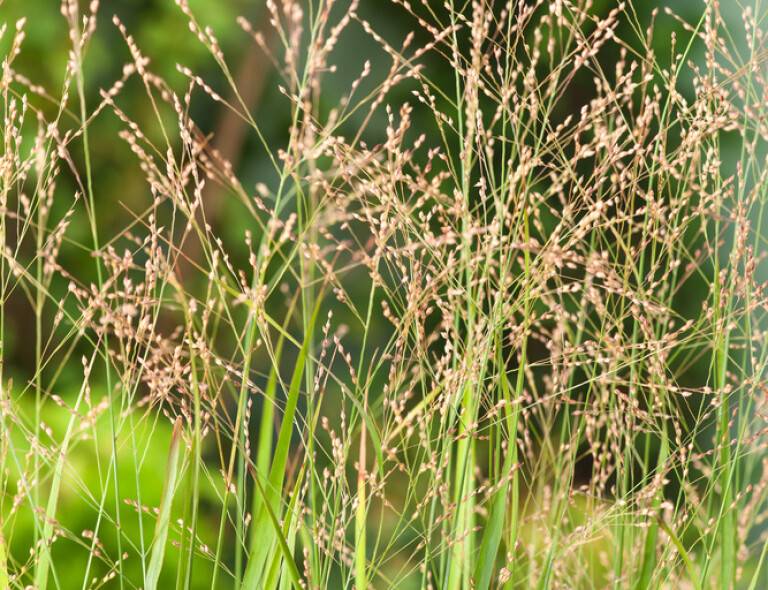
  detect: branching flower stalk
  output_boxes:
[0,0,767,588]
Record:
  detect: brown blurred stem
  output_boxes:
[176,8,275,282]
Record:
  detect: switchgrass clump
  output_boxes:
[0,0,767,588]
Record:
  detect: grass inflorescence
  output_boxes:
[0,0,767,588]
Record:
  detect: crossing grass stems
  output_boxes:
[0,0,767,588]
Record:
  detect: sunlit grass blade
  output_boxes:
[657,516,701,590]
[635,431,669,590]
[34,357,95,590]
[475,450,513,590]
[249,464,302,590]
[242,299,321,588]
[264,465,306,590]
[250,305,292,552]
[0,528,7,590]
[145,416,184,590]
[476,343,517,590]
[355,419,367,590]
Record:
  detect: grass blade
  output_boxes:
[249,464,302,590]
[0,528,7,590]
[146,416,184,590]
[242,299,321,588]
[34,357,95,590]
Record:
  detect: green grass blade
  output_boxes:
[34,358,94,590]
[249,463,302,590]
[355,421,367,590]
[146,417,184,590]
[242,299,321,588]
[249,325,287,550]
[0,528,7,590]
[474,451,513,590]
[747,535,768,590]
[264,464,306,590]
[656,517,700,590]
[634,430,669,590]
[475,349,516,590]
